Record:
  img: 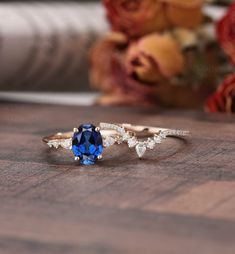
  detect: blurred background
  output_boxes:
[0,0,106,93]
[0,1,233,108]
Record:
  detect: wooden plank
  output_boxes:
[0,103,235,254]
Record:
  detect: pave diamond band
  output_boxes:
[100,123,189,158]
[43,123,189,165]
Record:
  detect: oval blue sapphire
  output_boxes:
[72,124,103,165]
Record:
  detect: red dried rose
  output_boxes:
[103,0,204,38]
[103,0,168,38]
[206,74,235,113]
[217,3,235,65]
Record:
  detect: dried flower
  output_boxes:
[164,0,204,29]
[89,32,128,93]
[89,32,211,107]
[217,3,235,65]
[103,0,204,38]
[103,0,168,38]
[89,33,161,106]
[206,74,235,113]
[126,33,184,83]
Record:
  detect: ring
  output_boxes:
[42,123,189,165]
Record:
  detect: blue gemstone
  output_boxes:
[72,124,103,165]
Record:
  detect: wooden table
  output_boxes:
[0,103,235,254]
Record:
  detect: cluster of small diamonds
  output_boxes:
[100,123,126,148]
[133,131,168,158]
[100,123,125,134]
[47,139,72,150]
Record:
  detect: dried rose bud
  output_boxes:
[126,33,184,83]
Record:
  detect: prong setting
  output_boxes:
[73,128,78,133]
[95,127,101,132]
[97,155,103,160]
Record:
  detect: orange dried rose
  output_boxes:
[103,0,168,38]
[164,0,204,29]
[126,33,184,83]
[89,33,160,106]
[89,33,208,108]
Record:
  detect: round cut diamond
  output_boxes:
[72,124,103,165]
[154,135,162,144]
[128,137,137,148]
[122,133,130,141]
[147,139,155,149]
[103,136,115,147]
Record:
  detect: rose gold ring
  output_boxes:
[43,123,189,165]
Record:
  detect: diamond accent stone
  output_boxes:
[160,132,167,139]
[122,132,130,141]
[135,143,146,158]
[147,139,155,149]
[47,142,53,148]
[128,137,137,148]
[48,141,59,149]
[104,136,116,147]
[60,139,72,149]
[154,135,162,144]
[48,139,72,149]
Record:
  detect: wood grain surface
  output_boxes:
[0,103,235,254]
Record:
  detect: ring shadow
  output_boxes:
[99,136,190,168]
[42,136,190,169]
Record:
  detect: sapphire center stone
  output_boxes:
[72,124,103,165]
